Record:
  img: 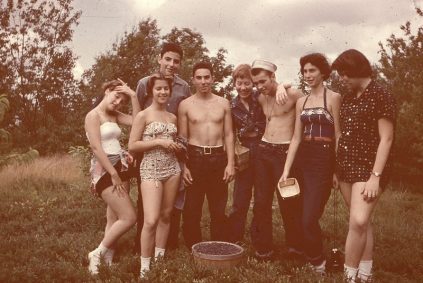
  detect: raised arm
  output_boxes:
[115,80,140,126]
[275,82,292,105]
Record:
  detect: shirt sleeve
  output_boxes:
[135,78,147,110]
[376,88,396,123]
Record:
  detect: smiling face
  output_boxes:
[104,88,128,112]
[303,62,324,88]
[235,77,253,100]
[252,70,276,96]
[192,68,214,95]
[158,51,181,77]
[152,79,171,105]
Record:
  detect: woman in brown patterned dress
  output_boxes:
[332,49,396,282]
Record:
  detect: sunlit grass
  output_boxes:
[0,155,421,282]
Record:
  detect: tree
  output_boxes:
[377,8,423,183]
[0,0,81,154]
[82,20,234,103]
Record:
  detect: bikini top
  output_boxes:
[300,88,335,139]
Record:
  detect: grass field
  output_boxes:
[0,155,422,282]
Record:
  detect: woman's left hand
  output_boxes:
[361,176,380,202]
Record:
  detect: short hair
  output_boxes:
[332,49,372,78]
[160,42,183,60]
[102,80,123,92]
[192,61,214,77]
[232,64,252,84]
[146,72,173,97]
[300,53,331,80]
[94,79,125,108]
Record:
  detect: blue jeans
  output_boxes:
[182,147,228,249]
[297,141,334,265]
[228,139,259,243]
[251,141,303,254]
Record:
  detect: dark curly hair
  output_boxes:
[300,53,331,81]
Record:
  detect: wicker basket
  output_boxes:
[192,241,245,269]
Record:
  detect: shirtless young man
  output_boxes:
[250,60,304,259]
[178,61,235,248]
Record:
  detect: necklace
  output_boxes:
[266,95,276,122]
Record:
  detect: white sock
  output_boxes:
[104,248,115,266]
[344,264,358,282]
[358,260,373,281]
[96,243,109,255]
[155,247,166,260]
[140,256,151,278]
[88,243,109,274]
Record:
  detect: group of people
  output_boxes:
[84,43,396,282]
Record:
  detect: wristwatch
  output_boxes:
[371,171,382,177]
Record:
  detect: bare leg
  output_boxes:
[100,182,137,248]
[155,175,180,249]
[140,181,164,258]
[344,182,379,268]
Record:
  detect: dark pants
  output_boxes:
[134,157,182,253]
[227,139,259,243]
[182,146,228,249]
[297,141,334,265]
[251,141,303,254]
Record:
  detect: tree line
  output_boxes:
[0,0,421,184]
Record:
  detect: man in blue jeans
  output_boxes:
[178,61,235,249]
[250,59,304,260]
[134,42,190,253]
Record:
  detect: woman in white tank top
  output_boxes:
[85,79,140,275]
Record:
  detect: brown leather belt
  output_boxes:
[303,136,333,142]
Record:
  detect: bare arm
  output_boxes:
[177,100,189,141]
[178,100,193,185]
[275,82,292,105]
[331,92,342,152]
[280,98,304,180]
[115,82,141,126]
[223,99,235,183]
[362,118,394,200]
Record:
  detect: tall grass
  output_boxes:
[0,155,422,282]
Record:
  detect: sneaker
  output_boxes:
[306,260,326,275]
[254,250,274,260]
[88,250,101,275]
[140,267,150,279]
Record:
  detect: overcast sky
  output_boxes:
[72,0,422,84]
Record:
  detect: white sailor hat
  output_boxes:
[251,59,277,73]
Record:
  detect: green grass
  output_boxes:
[0,155,422,282]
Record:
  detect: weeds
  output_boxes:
[0,155,422,282]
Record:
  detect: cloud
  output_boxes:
[72,0,420,82]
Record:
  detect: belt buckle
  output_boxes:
[203,147,212,155]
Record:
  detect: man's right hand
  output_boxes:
[183,166,193,186]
